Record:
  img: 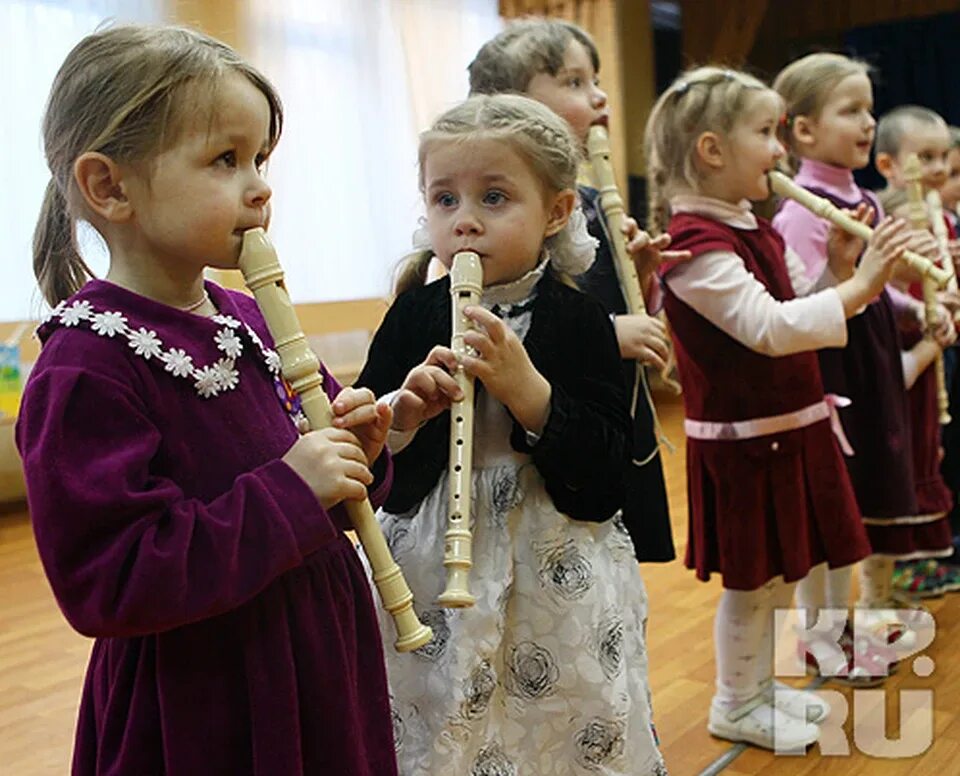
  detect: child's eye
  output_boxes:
[567,76,582,88]
[255,152,269,171]
[483,190,506,206]
[435,192,457,208]
[215,150,237,168]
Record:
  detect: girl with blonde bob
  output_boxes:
[647,65,912,752]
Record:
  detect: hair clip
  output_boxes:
[721,69,736,81]
[674,80,690,96]
[779,113,793,131]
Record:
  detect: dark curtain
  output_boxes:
[846,11,960,190]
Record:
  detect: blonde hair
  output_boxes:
[875,105,946,157]
[395,93,581,297]
[35,24,283,306]
[468,18,599,96]
[773,52,871,170]
[644,66,774,233]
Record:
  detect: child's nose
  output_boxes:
[248,175,272,208]
[592,85,608,109]
[454,209,482,236]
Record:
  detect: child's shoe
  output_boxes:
[854,606,914,650]
[936,561,960,593]
[924,559,960,594]
[797,624,888,688]
[858,594,934,649]
[892,560,943,598]
[759,679,830,724]
[708,695,820,752]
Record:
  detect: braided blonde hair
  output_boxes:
[395,93,582,296]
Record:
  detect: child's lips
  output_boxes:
[592,115,609,128]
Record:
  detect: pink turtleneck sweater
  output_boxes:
[772,157,919,318]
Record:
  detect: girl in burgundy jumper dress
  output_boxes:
[645,66,911,752]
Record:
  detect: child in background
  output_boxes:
[469,18,684,563]
[772,53,955,684]
[937,126,960,564]
[357,94,666,775]
[941,127,960,229]
[17,25,397,775]
[874,106,958,599]
[647,65,911,751]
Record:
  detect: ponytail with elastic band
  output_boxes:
[32,178,93,307]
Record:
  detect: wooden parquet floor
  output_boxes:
[2,391,959,774]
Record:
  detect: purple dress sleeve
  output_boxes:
[17,357,390,639]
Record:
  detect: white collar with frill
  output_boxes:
[480,254,550,308]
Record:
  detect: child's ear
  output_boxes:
[694,131,724,170]
[791,115,816,150]
[875,151,897,181]
[73,152,134,223]
[544,188,577,238]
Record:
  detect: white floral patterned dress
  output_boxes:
[371,266,667,776]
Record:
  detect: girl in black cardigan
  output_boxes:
[355,94,665,776]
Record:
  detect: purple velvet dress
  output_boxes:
[15,280,397,776]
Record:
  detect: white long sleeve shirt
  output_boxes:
[665,195,848,357]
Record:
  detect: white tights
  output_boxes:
[794,562,854,676]
[713,576,796,710]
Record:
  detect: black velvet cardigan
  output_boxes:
[355,269,632,526]
[574,185,677,563]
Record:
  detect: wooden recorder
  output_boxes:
[768,170,951,288]
[437,251,482,608]
[238,228,433,652]
[586,124,681,395]
[926,188,959,293]
[904,156,951,425]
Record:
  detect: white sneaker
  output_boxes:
[708,695,820,752]
[761,679,830,724]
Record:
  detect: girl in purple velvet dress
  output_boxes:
[16,25,397,776]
